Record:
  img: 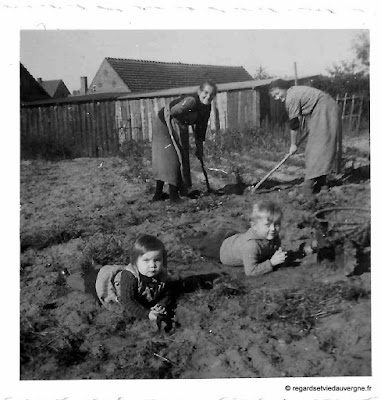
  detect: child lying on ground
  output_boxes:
[67,234,176,329]
[197,201,288,276]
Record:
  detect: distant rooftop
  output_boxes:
[105,57,254,92]
[39,80,62,97]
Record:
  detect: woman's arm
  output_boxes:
[170,96,197,117]
[289,128,299,154]
[194,107,211,160]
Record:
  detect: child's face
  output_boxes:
[136,250,164,278]
[198,84,216,105]
[252,214,281,240]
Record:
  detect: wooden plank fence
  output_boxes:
[21,84,262,158]
[22,78,363,160]
[334,94,367,173]
[336,93,365,136]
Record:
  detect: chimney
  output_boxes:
[80,76,88,94]
[37,78,42,83]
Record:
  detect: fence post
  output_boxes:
[342,93,347,119]
[356,96,364,136]
[348,94,356,133]
[336,102,343,174]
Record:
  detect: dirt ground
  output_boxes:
[20,135,371,379]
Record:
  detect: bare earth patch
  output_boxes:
[20,136,371,379]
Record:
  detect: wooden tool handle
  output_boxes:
[251,153,291,192]
[251,130,309,193]
[200,158,211,192]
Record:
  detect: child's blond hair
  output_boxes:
[250,201,283,225]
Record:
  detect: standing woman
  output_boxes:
[269,79,340,197]
[151,80,218,202]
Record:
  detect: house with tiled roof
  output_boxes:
[89,58,253,94]
[20,63,51,102]
[37,78,70,98]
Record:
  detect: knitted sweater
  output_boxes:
[95,264,172,318]
[219,228,281,276]
[119,269,171,319]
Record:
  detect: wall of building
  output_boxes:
[89,59,131,94]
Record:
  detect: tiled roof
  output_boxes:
[40,80,62,97]
[21,74,319,106]
[106,58,253,92]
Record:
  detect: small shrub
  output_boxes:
[21,134,80,161]
[118,139,150,160]
[81,234,129,269]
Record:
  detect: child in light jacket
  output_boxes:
[197,201,288,276]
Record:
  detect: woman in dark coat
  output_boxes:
[269,79,340,197]
[151,80,217,202]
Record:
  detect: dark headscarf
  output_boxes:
[268,79,291,91]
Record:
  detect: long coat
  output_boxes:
[285,86,340,180]
[152,93,211,190]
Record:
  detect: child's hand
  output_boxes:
[148,310,159,321]
[270,247,288,266]
[148,304,167,321]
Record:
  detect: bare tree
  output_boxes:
[252,65,273,80]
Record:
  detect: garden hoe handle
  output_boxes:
[251,130,309,194]
[200,158,211,193]
[251,153,292,193]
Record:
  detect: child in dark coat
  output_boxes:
[66,235,175,329]
[95,234,175,325]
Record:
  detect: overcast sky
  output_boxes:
[20,29,364,93]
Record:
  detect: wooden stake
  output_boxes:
[342,93,347,120]
[336,102,343,174]
[294,62,298,86]
[349,94,356,132]
[356,96,364,135]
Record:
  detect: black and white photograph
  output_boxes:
[1,1,378,400]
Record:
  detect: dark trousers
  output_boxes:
[197,229,239,260]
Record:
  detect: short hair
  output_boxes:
[199,79,218,96]
[268,79,291,93]
[250,201,283,224]
[130,234,167,267]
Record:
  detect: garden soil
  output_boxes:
[20,137,371,379]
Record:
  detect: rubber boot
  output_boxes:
[152,180,165,202]
[303,179,315,197]
[301,179,317,210]
[315,175,328,193]
[169,184,181,203]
